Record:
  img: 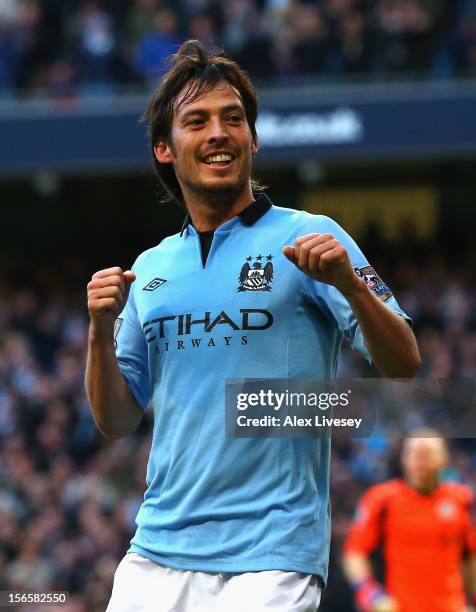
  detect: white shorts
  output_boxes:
[106,552,321,612]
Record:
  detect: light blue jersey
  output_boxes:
[115,194,410,586]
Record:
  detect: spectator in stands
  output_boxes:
[0,15,16,92]
[289,4,332,76]
[1,0,44,91]
[332,5,373,75]
[67,1,124,92]
[372,0,437,74]
[221,0,261,61]
[133,8,184,83]
[229,9,274,78]
[188,11,219,53]
[127,0,160,48]
[452,0,476,75]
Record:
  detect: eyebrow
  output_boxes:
[179,104,244,122]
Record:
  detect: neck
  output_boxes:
[406,476,439,495]
[183,185,254,232]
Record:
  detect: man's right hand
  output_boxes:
[87,267,136,336]
[85,266,143,439]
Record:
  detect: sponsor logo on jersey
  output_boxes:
[143,309,273,340]
[238,255,274,292]
[143,278,167,291]
[142,309,274,353]
[353,266,392,301]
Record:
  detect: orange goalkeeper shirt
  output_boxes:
[344,479,476,612]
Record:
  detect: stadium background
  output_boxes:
[1,0,476,610]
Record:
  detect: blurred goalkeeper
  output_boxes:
[343,432,476,612]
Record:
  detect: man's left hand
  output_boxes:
[283,233,364,296]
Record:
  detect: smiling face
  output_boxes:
[154,80,258,207]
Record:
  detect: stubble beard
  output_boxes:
[179,159,252,208]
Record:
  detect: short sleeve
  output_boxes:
[302,216,411,362]
[115,281,150,410]
[344,485,389,556]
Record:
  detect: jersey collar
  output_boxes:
[180,193,272,237]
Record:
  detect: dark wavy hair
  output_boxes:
[142,39,262,206]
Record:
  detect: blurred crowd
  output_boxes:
[0,252,475,611]
[1,0,476,99]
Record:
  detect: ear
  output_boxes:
[251,139,259,157]
[154,141,174,164]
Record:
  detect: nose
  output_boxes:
[206,117,229,143]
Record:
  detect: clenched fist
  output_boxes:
[283,233,363,296]
[87,267,136,336]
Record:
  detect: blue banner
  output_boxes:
[1,80,475,174]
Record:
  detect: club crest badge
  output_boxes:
[437,501,456,520]
[238,255,274,292]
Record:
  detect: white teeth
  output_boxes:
[205,154,233,164]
